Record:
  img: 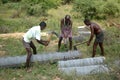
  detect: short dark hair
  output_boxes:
[84,19,90,23]
[65,15,71,19]
[39,21,46,27]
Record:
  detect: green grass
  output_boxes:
[0,38,24,56]
[0,26,119,80]
[0,3,120,80]
[0,63,61,80]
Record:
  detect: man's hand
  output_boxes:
[37,39,49,46]
[87,41,90,46]
[44,41,49,46]
[64,35,67,39]
[64,33,68,39]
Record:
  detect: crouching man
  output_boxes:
[22,21,49,68]
[84,19,104,57]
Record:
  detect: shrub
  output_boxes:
[61,0,74,4]
[73,0,120,19]
[103,0,120,17]
[9,0,21,2]
[1,0,8,4]
[27,4,43,16]
[0,26,10,33]
[0,0,2,5]
[1,0,21,4]
[22,0,62,16]
[2,0,62,16]
[73,0,97,19]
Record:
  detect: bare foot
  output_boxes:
[26,68,32,73]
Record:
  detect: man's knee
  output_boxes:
[59,37,63,42]
[32,46,36,50]
[93,48,96,53]
[26,53,32,60]
[28,53,32,58]
[69,37,72,42]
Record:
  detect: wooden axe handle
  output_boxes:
[74,41,87,47]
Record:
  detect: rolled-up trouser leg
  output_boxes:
[69,37,72,50]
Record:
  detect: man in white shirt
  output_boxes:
[22,21,49,68]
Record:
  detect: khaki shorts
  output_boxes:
[22,38,31,48]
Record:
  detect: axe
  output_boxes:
[73,41,87,50]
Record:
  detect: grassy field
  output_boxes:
[0,3,120,80]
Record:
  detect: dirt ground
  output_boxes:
[0,32,24,39]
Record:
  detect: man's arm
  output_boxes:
[60,19,64,34]
[87,25,94,46]
[68,20,72,34]
[36,39,49,46]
